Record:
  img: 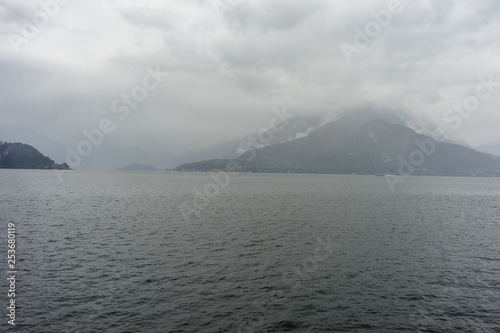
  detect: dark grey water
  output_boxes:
[1,170,500,332]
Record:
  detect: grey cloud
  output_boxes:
[224,0,328,32]
[0,1,34,26]
[116,6,175,31]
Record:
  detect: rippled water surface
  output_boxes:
[1,170,500,332]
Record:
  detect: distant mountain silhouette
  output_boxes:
[168,114,325,168]
[117,163,161,171]
[0,142,70,169]
[476,143,500,157]
[174,119,500,176]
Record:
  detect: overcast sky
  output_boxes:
[1,0,500,156]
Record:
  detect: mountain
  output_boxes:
[169,108,467,170]
[0,142,70,169]
[338,107,469,146]
[476,143,500,157]
[117,163,161,171]
[0,126,68,164]
[174,119,500,177]
[167,114,326,168]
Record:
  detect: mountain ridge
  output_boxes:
[173,118,500,177]
[117,163,162,171]
[167,114,325,168]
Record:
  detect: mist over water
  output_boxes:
[1,170,500,332]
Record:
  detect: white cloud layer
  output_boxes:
[1,0,500,156]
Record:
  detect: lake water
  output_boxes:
[1,170,500,332]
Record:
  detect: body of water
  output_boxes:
[1,170,500,332]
